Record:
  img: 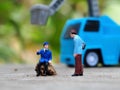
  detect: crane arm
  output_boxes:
[30,0,100,25]
[49,0,65,15]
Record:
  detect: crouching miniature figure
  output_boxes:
[35,42,57,76]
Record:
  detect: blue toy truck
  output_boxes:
[60,15,120,67]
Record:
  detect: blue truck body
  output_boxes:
[60,15,120,67]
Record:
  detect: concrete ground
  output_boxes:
[0,64,120,90]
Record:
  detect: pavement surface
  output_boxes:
[0,64,120,90]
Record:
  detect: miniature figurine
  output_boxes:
[70,30,86,76]
[35,42,56,76]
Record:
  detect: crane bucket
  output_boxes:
[30,4,50,25]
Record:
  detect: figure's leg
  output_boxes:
[43,62,49,76]
[75,54,83,75]
[36,63,41,76]
[39,62,45,76]
[72,54,83,76]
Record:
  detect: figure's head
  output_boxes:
[43,42,49,49]
[70,29,77,38]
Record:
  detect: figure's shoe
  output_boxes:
[36,73,40,77]
[72,73,83,76]
[72,74,79,76]
[79,74,83,76]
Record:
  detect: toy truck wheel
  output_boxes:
[84,51,99,67]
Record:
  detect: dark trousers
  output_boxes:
[37,62,49,75]
[74,54,83,74]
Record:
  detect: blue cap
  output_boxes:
[43,42,49,46]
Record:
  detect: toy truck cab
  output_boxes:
[60,15,120,67]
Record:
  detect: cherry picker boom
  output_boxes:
[30,0,99,25]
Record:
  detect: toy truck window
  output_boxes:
[84,20,99,32]
[64,23,80,39]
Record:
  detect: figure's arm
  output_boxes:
[80,37,86,50]
[48,51,52,63]
[82,43,86,50]
[73,39,79,57]
[36,50,41,55]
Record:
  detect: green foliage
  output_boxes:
[0,1,15,24]
[0,44,24,64]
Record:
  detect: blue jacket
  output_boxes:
[73,35,85,54]
[37,49,52,63]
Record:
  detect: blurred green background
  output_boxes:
[0,0,120,64]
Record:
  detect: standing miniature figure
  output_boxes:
[70,29,86,76]
[35,42,56,76]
